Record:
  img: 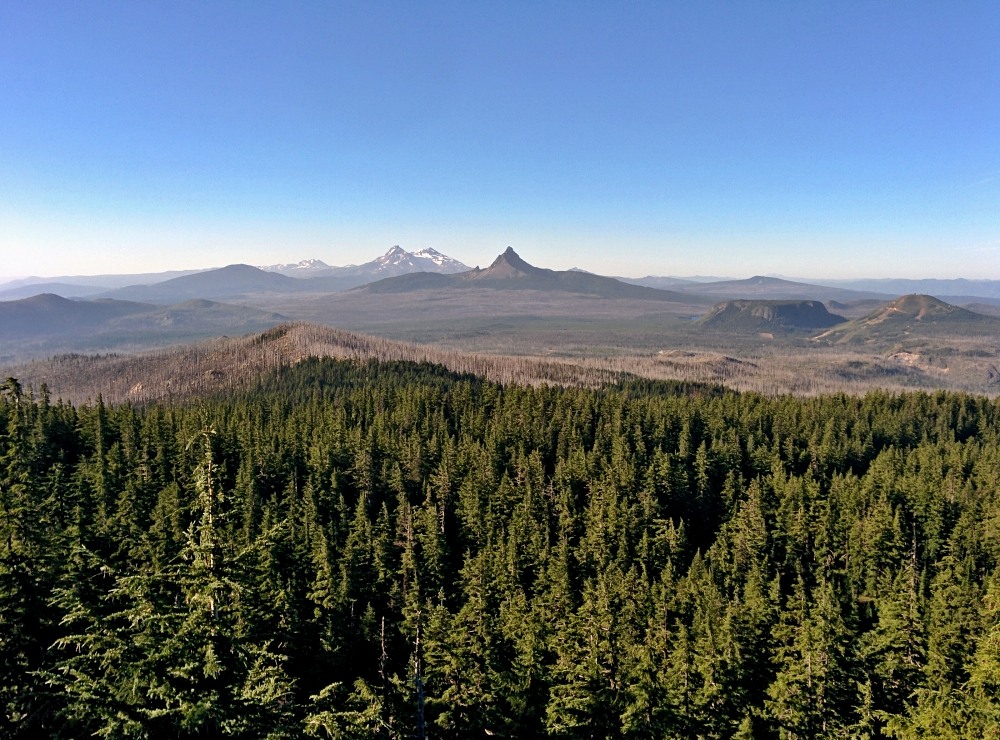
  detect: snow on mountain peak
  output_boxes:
[413,248,448,266]
[261,247,469,277]
[375,246,411,266]
[372,246,469,271]
[259,258,331,273]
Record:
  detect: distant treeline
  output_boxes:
[2,360,1000,737]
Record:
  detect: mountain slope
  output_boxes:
[0,294,157,338]
[815,294,998,343]
[358,247,704,302]
[101,264,302,303]
[0,293,286,361]
[3,323,631,405]
[260,246,471,282]
[698,300,847,333]
[464,247,550,281]
[257,258,332,275]
[371,246,470,274]
[102,299,286,334]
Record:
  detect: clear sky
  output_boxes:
[2,1,999,281]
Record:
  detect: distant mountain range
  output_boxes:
[0,293,285,362]
[258,246,470,278]
[356,247,702,302]
[14,247,471,304]
[0,294,158,338]
[5,247,1000,372]
[256,258,333,274]
[6,246,1000,306]
[0,247,471,302]
[0,270,207,300]
[0,269,206,292]
[668,276,888,303]
[626,275,1000,304]
[0,248,710,360]
[808,277,1000,302]
[100,264,304,303]
[0,282,114,301]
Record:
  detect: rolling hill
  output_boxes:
[0,294,157,338]
[0,293,286,361]
[101,264,303,303]
[814,294,999,343]
[1,323,633,405]
[698,299,847,333]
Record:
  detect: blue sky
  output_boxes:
[2,1,998,280]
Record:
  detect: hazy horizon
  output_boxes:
[6,244,1000,288]
[3,3,998,281]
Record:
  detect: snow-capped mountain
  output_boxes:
[260,247,470,281]
[373,246,468,274]
[374,245,414,268]
[414,248,462,268]
[258,259,332,276]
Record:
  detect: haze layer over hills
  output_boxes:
[2,246,1000,397]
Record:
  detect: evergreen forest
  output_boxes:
[3,358,1000,738]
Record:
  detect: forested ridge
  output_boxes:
[2,359,1000,738]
